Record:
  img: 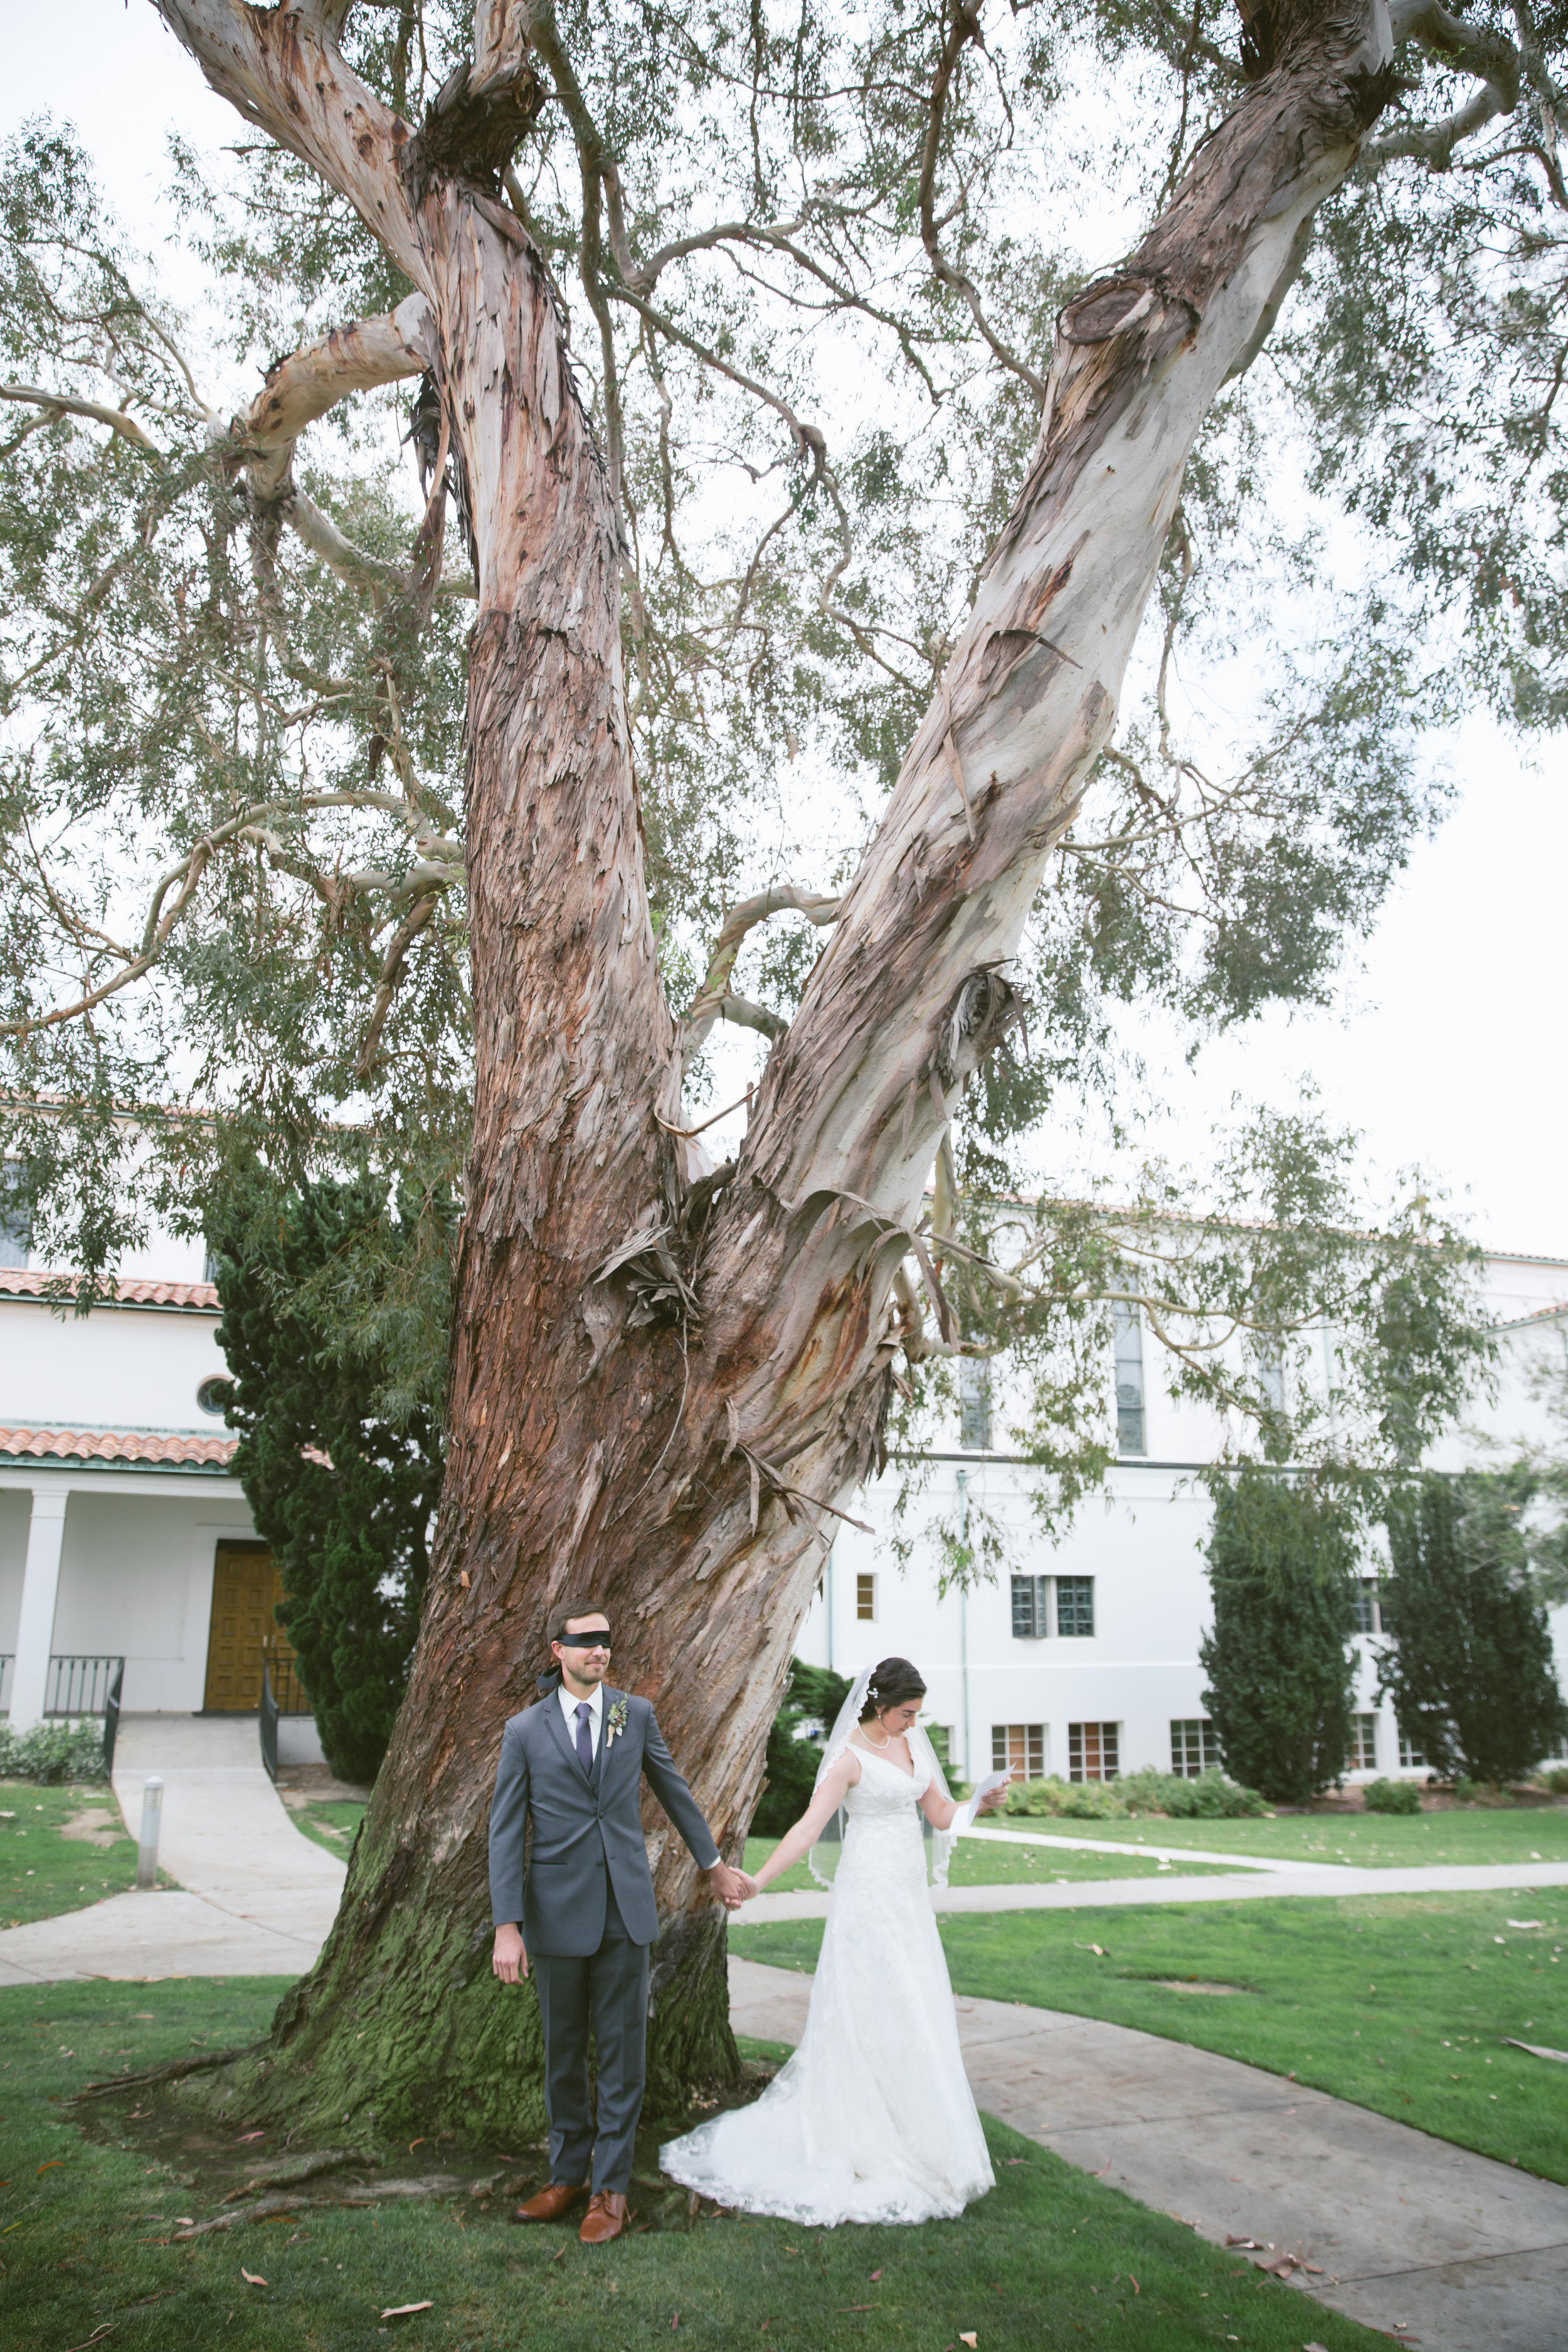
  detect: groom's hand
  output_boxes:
[707,1862,750,1910]
[492,1922,529,1983]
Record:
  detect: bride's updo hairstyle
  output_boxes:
[859,1657,927,1721]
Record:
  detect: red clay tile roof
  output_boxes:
[0,1426,238,1469]
[0,1268,219,1310]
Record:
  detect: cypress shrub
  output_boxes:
[1199,1468,1360,1803]
[750,1660,852,1836]
[209,1170,450,1786]
[1379,1472,1567,1789]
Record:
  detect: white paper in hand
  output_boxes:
[955,1769,1013,1835]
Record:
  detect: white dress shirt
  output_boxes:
[558,1677,604,1761]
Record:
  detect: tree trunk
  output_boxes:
[152,0,1394,2143]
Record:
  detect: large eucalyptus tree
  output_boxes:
[2,0,1557,2134]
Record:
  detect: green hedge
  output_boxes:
[1362,1775,1422,1814]
[0,1722,107,1783]
[1003,1767,1266,1821]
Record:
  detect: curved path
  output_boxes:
[732,1954,1568,2352]
[0,1713,344,1986]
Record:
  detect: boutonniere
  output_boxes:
[605,1698,629,1751]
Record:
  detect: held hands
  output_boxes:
[708,1861,753,1910]
[492,1921,529,1983]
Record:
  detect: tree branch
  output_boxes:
[0,384,160,452]
[1365,0,1523,169]
[918,3,1048,403]
[242,294,434,499]
[153,1,424,284]
[679,884,839,1069]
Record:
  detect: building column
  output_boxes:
[9,1490,68,1729]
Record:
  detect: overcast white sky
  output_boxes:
[9,4,1567,1263]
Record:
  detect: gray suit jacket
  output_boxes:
[487,1683,721,1955]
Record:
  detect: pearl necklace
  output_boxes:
[862,1722,893,1749]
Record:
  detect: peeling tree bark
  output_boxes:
[148,0,1396,2139]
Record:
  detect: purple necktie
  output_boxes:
[575,1701,594,1776]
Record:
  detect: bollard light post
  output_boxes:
[136,1775,164,1890]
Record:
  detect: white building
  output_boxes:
[795,1250,1568,1789]
[1,1181,1565,1788]
[0,1204,268,1730]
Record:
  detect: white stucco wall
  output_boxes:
[48,1491,258,1712]
[0,1295,231,1434]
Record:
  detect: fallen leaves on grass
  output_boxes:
[380,2302,434,2319]
[1503,2038,1568,2064]
[240,2269,267,2287]
[61,2329,116,2352]
[959,2335,978,2347]
[869,2269,883,2280]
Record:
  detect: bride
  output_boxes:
[661,1656,1009,2225]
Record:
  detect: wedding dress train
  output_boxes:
[660,1747,995,2225]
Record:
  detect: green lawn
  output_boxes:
[0,1778,144,1926]
[285,1798,366,1860]
[986,1802,1568,1868]
[731,1888,1568,2184]
[0,1977,1389,2352]
[742,1835,1241,1895]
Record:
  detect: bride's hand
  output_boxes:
[736,1870,761,1900]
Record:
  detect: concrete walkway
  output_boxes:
[966,1822,1352,1871]
[731,1954,1568,2352]
[0,1714,345,1986]
[744,1857,1568,1925]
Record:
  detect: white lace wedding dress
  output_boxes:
[660,1745,995,2225]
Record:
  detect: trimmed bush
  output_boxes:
[1540,1766,1568,1796]
[1004,1776,1129,1820]
[1118,1767,1269,1819]
[1002,1769,1266,1821]
[0,1721,106,1783]
[1453,1775,1513,1806]
[1362,1775,1421,1814]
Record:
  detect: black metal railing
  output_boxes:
[259,1644,312,1784]
[45,1654,125,1719]
[102,1660,124,1776]
[261,1644,312,1716]
[260,1661,279,1783]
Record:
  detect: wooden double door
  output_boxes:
[203,1541,297,1712]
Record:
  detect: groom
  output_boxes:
[489,1597,748,2244]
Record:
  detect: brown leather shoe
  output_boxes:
[514,2181,589,2223]
[578,2190,632,2244]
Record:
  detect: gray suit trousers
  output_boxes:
[531,1881,648,2196]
